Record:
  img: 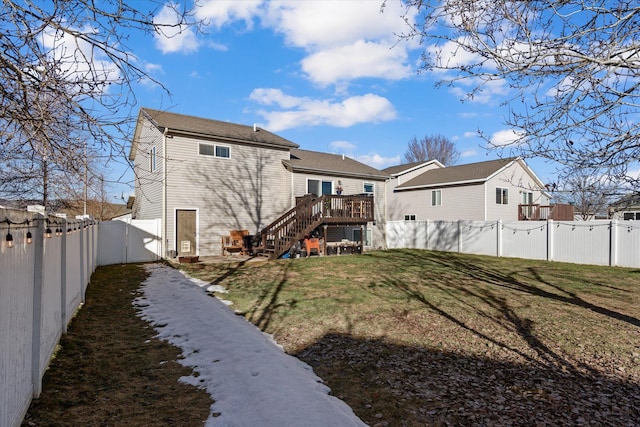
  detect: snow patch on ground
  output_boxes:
[134,263,366,427]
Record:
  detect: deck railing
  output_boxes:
[518,204,575,221]
[261,195,374,258]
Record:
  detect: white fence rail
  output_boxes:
[1,211,159,427]
[1,208,98,427]
[386,219,640,268]
[97,218,162,265]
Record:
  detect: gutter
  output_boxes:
[162,127,168,258]
[395,178,487,191]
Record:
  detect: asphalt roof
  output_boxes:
[283,148,390,179]
[609,192,640,208]
[381,161,428,176]
[396,157,518,189]
[138,108,299,149]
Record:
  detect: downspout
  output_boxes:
[162,127,168,258]
[484,181,488,220]
[290,164,294,207]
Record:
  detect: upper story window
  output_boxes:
[623,212,640,220]
[363,182,374,194]
[308,179,332,196]
[199,143,230,159]
[150,146,156,172]
[431,189,442,206]
[496,188,509,204]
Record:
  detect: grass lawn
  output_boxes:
[178,249,640,426]
[22,263,212,427]
[21,250,640,426]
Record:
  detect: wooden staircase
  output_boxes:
[260,195,374,259]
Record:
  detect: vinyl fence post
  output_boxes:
[547,219,554,261]
[457,220,462,253]
[80,223,86,302]
[610,220,618,267]
[425,219,430,251]
[60,220,67,334]
[31,215,45,397]
[497,220,502,257]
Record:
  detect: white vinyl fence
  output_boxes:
[1,209,161,427]
[97,219,161,265]
[1,208,98,427]
[386,219,640,268]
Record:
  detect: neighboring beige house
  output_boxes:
[283,148,388,247]
[129,108,386,257]
[129,108,559,258]
[609,193,640,220]
[383,158,550,222]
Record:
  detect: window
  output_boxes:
[404,215,416,221]
[308,179,332,196]
[522,191,533,205]
[496,188,509,204]
[431,190,442,206]
[363,183,374,193]
[199,143,230,158]
[150,146,156,172]
[623,212,640,220]
[352,228,372,246]
[216,145,230,158]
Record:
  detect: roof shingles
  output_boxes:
[397,158,517,189]
[140,108,298,149]
[283,149,389,179]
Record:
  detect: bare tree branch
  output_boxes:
[404,133,460,165]
[0,1,202,209]
[392,0,640,188]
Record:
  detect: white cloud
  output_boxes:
[263,0,417,85]
[329,140,357,152]
[490,129,525,147]
[450,77,509,103]
[144,63,163,73]
[427,38,482,71]
[249,88,397,131]
[265,1,412,49]
[195,0,263,29]
[461,149,478,157]
[463,131,478,138]
[355,153,401,169]
[39,24,120,93]
[153,4,199,54]
[301,40,412,85]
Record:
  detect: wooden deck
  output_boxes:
[260,195,373,258]
[518,204,575,221]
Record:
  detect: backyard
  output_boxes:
[24,249,640,426]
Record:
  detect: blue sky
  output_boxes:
[114,0,558,198]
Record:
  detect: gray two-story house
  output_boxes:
[129,108,387,257]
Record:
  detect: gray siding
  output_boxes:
[292,172,385,248]
[131,117,164,221]
[165,136,292,256]
[390,184,486,221]
[396,162,442,186]
[485,162,548,221]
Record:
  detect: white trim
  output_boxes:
[389,159,445,177]
[173,207,199,255]
[496,187,509,205]
[306,178,333,196]
[198,142,231,159]
[363,182,374,194]
[431,189,442,206]
[150,146,157,172]
[396,177,487,191]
